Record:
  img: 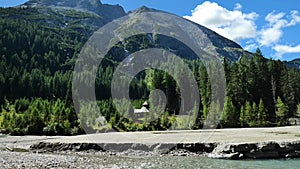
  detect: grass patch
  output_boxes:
[295,134,300,137]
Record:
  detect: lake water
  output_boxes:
[86,156,300,169]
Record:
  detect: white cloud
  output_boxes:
[288,10,300,26]
[265,12,286,24]
[244,40,258,51]
[258,12,288,46]
[274,44,300,54]
[183,2,300,59]
[272,44,300,59]
[234,3,242,11]
[259,11,300,58]
[258,27,283,47]
[258,11,300,47]
[183,1,258,42]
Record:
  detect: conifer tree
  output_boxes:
[252,102,258,127]
[258,99,267,127]
[276,97,289,126]
[221,96,237,127]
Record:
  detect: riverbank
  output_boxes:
[1,126,300,160]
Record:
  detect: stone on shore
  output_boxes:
[2,126,300,159]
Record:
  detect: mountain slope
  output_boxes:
[286,59,300,68]
[3,1,252,62]
[126,6,252,61]
[23,0,125,22]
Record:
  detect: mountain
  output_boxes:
[286,59,300,68]
[1,0,297,76]
[8,1,251,62]
[291,58,300,64]
[22,0,125,23]
[0,0,126,51]
[24,0,104,10]
[126,6,252,61]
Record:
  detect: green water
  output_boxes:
[88,156,300,169]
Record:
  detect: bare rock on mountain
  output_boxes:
[23,0,125,22]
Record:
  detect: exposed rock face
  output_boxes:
[23,0,126,22]
[126,6,252,62]
[16,2,252,62]
[24,0,104,9]
[208,142,300,159]
[30,141,300,159]
[12,0,297,64]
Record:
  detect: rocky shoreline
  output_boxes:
[208,141,300,159]
[1,126,300,162]
[29,141,300,159]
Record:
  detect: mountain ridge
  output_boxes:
[285,58,300,68]
[7,0,298,63]
[22,0,126,22]
[124,6,251,61]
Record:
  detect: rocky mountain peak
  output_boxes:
[24,0,102,10]
[130,6,158,13]
[24,0,125,21]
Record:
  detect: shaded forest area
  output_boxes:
[1,8,300,135]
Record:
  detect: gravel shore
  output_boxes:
[1,126,300,167]
[0,151,97,168]
[0,150,202,169]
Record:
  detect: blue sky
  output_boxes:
[1,0,300,61]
